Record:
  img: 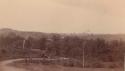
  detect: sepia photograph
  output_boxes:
[0,0,125,71]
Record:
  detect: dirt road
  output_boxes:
[0,59,28,71]
[0,58,121,71]
[0,58,62,71]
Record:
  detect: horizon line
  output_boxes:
[1,28,125,35]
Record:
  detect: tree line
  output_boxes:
[0,33,125,67]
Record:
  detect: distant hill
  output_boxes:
[0,28,125,41]
[0,28,50,39]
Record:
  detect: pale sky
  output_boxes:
[0,0,125,33]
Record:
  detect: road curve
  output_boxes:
[0,58,60,71]
[0,58,71,71]
[0,59,27,71]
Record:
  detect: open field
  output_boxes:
[9,59,123,71]
[0,59,83,71]
[10,63,123,71]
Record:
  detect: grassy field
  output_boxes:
[10,63,83,71]
[9,60,123,71]
[11,64,123,71]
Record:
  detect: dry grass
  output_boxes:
[11,63,83,71]
[10,62,123,71]
[0,65,3,71]
[26,64,83,71]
